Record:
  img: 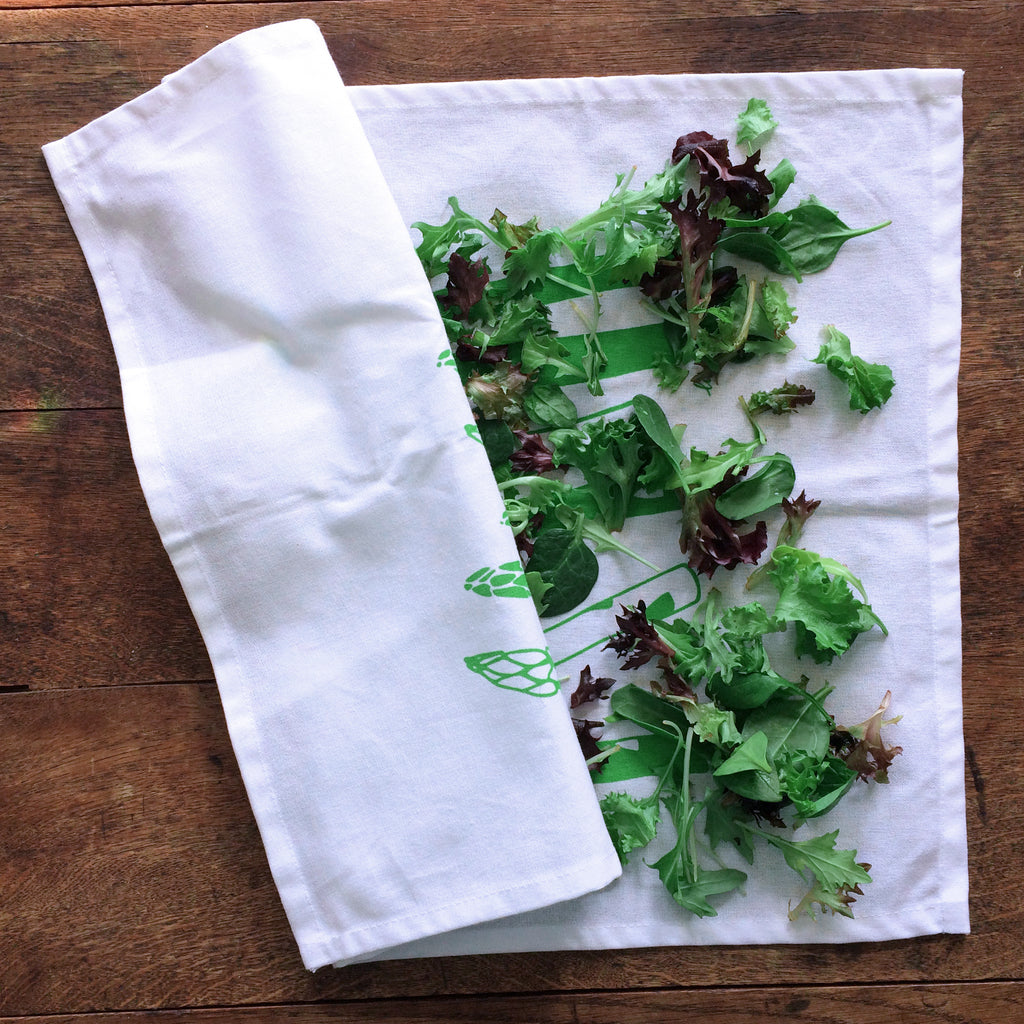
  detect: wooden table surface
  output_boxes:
[1,1,1021,1020]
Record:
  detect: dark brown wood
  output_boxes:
[0,409,211,688]
[0,981,1022,1023]
[1,0,1022,1020]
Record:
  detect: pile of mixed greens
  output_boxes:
[414,99,901,922]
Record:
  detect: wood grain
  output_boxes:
[0,409,211,689]
[1,0,1022,1020]
[0,982,1022,1023]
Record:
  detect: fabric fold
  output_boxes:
[43,18,621,970]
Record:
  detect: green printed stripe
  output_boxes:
[627,492,680,518]
[557,323,671,381]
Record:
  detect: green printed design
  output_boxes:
[464,648,560,698]
[465,423,482,443]
[465,561,532,599]
[437,347,456,368]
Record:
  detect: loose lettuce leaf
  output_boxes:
[601,790,662,862]
[569,665,615,709]
[832,690,903,782]
[813,325,895,413]
[768,545,887,663]
[736,98,779,155]
[746,382,816,416]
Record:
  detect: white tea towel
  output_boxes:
[342,65,968,956]
[42,19,622,971]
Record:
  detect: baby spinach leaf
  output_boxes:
[714,730,773,777]
[524,528,599,617]
[770,198,890,276]
[744,695,831,759]
[607,685,712,773]
[523,384,578,429]
[632,392,687,489]
[477,418,516,466]
[714,454,795,520]
[706,669,788,711]
[716,230,801,278]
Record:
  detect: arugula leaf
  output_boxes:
[703,784,757,863]
[649,725,748,916]
[812,325,895,413]
[751,826,872,920]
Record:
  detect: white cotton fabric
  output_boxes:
[344,64,969,955]
[42,19,623,971]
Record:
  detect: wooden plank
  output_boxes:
[0,409,211,689]
[0,0,1006,14]
[2,981,1023,1023]
[0,682,1016,1015]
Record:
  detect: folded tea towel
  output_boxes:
[42,19,622,971]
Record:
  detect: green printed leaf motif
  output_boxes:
[465,561,533,599]
[464,647,561,698]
